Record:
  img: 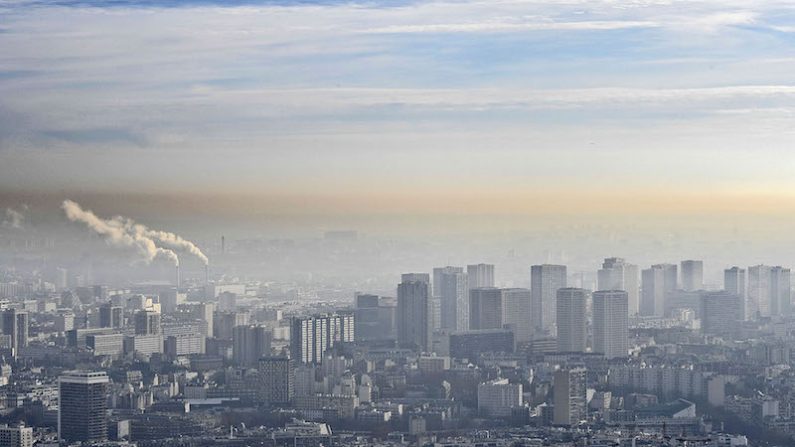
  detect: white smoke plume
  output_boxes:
[62,200,179,266]
[117,218,209,265]
[2,207,25,229]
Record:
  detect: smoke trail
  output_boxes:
[62,200,179,266]
[116,217,209,265]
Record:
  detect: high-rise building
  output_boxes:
[99,304,123,329]
[258,357,294,405]
[58,371,109,443]
[0,425,33,447]
[134,310,161,336]
[192,302,215,337]
[469,288,503,330]
[434,267,469,331]
[553,367,587,426]
[555,288,587,353]
[658,263,678,293]
[746,265,789,318]
[213,311,249,341]
[159,288,186,314]
[290,313,355,364]
[354,294,395,341]
[1,310,27,353]
[233,325,273,366]
[681,260,704,292]
[531,264,567,333]
[592,290,629,359]
[467,264,495,290]
[700,291,743,336]
[597,258,639,316]
[724,267,746,317]
[396,273,431,352]
[771,266,791,317]
[747,265,770,319]
[354,294,379,341]
[501,288,533,344]
[641,264,676,316]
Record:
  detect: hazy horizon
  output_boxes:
[4,0,795,286]
[3,1,795,218]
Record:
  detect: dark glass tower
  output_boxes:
[58,371,109,443]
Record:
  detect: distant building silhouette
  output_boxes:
[592,290,629,359]
[397,273,431,352]
[434,266,469,331]
[531,264,566,334]
[597,257,639,316]
[555,288,587,353]
[681,260,704,292]
[467,264,495,290]
[469,287,502,330]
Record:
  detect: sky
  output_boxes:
[2,0,795,221]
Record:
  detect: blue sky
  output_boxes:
[2,0,795,215]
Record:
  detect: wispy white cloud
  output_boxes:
[360,20,659,34]
[1,0,795,194]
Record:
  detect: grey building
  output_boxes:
[681,260,704,292]
[290,313,354,364]
[531,264,567,334]
[469,287,503,330]
[434,267,469,331]
[597,257,639,315]
[592,290,629,359]
[396,273,431,352]
[556,288,587,353]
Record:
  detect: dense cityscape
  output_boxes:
[3,0,795,445]
[0,205,790,446]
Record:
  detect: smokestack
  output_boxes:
[221,235,225,255]
[205,264,210,285]
[176,265,181,287]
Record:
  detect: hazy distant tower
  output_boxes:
[641,264,676,317]
[592,290,629,359]
[748,265,771,319]
[724,267,746,319]
[556,288,587,353]
[597,257,639,316]
[469,287,503,330]
[700,291,743,336]
[531,264,567,334]
[467,264,495,289]
[434,266,469,331]
[681,260,704,292]
[397,273,431,352]
[501,288,533,344]
[771,266,791,316]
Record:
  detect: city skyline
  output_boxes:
[3,0,795,444]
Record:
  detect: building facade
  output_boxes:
[58,371,109,443]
